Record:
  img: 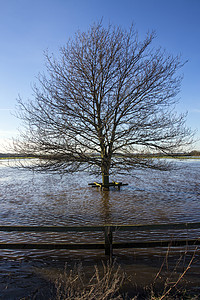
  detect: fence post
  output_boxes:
[104,226,113,259]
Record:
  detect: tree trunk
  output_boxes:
[102,173,109,186]
[101,145,111,188]
[101,159,110,188]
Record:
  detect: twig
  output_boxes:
[158,247,198,300]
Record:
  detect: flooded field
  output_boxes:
[0,159,200,298]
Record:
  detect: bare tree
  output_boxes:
[13,22,193,185]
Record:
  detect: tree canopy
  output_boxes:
[13,22,193,184]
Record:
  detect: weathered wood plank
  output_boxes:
[112,222,200,231]
[0,222,200,233]
[0,243,105,250]
[0,223,199,258]
[113,239,200,249]
[0,226,105,232]
[0,239,199,250]
[104,226,113,256]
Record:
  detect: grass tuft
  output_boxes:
[49,248,200,300]
[51,261,127,300]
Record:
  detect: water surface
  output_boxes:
[0,159,199,298]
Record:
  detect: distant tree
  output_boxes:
[13,22,193,185]
[189,150,200,156]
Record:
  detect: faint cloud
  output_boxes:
[0,130,18,138]
[0,137,11,152]
[0,108,13,111]
[190,109,200,113]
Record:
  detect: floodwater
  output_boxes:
[0,159,200,298]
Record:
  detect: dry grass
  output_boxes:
[49,247,200,300]
[144,246,199,300]
[51,261,127,300]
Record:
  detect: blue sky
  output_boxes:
[0,0,200,151]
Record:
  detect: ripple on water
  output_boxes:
[0,159,200,259]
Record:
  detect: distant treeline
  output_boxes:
[146,150,200,157]
[185,150,200,156]
[0,150,200,159]
[0,153,33,158]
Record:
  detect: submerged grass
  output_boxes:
[49,248,200,300]
[51,261,126,300]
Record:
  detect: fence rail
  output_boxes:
[0,222,200,258]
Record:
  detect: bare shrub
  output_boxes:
[50,247,199,300]
[148,246,199,300]
[52,261,127,300]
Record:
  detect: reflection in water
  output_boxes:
[100,190,112,224]
[1,159,199,249]
[0,159,200,297]
[0,159,200,227]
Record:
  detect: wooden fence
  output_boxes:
[0,222,200,258]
